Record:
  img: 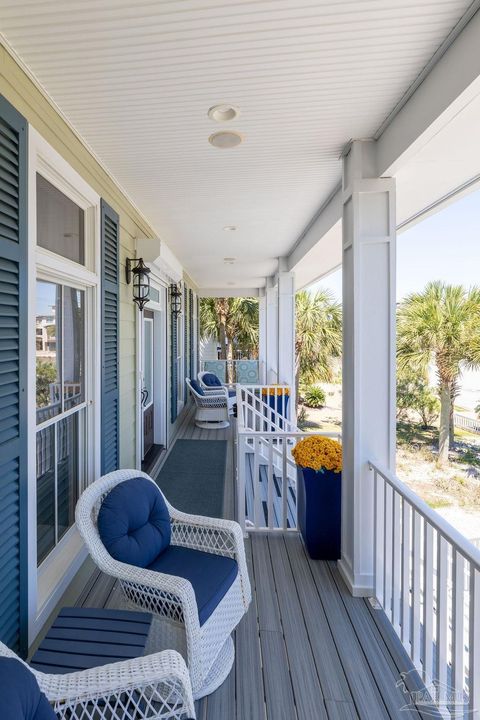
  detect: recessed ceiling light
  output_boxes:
[209,131,243,149]
[223,225,237,232]
[208,104,239,123]
[227,282,235,286]
[224,257,236,264]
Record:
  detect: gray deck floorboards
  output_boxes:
[75,407,432,720]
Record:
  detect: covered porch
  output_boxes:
[0,1,480,718]
[72,411,434,720]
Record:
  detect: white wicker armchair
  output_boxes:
[185,378,232,429]
[0,643,195,720]
[76,470,251,700]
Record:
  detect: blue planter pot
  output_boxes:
[296,466,341,559]
[262,393,290,428]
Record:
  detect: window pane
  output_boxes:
[36,281,62,423]
[37,174,85,265]
[36,425,56,564]
[63,287,85,410]
[57,413,81,542]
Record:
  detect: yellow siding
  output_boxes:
[0,45,157,467]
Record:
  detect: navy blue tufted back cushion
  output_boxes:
[98,477,171,568]
[189,378,205,395]
[202,373,222,387]
[0,658,56,720]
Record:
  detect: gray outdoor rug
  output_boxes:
[154,439,227,518]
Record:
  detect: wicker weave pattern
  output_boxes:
[0,644,195,719]
[185,378,234,427]
[76,469,251,698]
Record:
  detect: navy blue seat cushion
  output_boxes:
[189,378,205,396]
[0,658,55,720]
[98,477,171,568]
[202,373,222,387]
[148,546,238,626]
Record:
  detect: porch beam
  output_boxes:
[197,288,260,298]
[339,139,396,597]
[375,6,480,176]
[286,186,341,272]
[286,7,480,275]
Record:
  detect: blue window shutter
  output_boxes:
[0,96,28,656]
[170,302,177,424]
[183,286,188,403]
[101,200,120,473]
[189,290,194,379]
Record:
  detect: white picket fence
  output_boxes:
[454,413,480,434]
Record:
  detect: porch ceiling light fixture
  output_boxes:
[126,257,151,311]
[169,283,182,317]
[224,257,236,264]
[223,225,237,231]
[208,104,239,123]
[208,131,243,149]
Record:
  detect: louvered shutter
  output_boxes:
[189,290,194,379]
[183,286,189,403]
[101,201,120,473]
[0,96,28,655]
[170,302,178,424]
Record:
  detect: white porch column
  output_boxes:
[339,139,396,597]
[277,266,296,411]
[258,289,267,383]
[265,278,278,384]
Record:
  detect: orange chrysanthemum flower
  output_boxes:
[292,436,342,474]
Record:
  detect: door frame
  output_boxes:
[136,285,167,468]
[141,311,154,459]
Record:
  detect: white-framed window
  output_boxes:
[35,279,88,564]
[28,129,101,629]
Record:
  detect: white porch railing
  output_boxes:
[236,384,340,532]
[370,460,480,718]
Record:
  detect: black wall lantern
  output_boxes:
[169,283,182,317]
[126,257,151,311]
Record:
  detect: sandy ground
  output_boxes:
[302,382,480,544]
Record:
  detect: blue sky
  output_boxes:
[312,188,480,301]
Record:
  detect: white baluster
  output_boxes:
[423,522,434,683]
[392,491,402,633]
[451,550,465,703]
[401,501,412,649]
[436,535,449,705]
[469,566,480,718]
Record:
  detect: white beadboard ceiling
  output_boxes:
[0,0,473,289]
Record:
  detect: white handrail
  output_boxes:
[369,460,480,570]
[370,459,480,717]
[236,383,341,533]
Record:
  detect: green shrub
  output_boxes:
[396,370,440,428]
[303,385,326,408]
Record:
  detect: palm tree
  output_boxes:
[397,281,480,465]
[295,290,342,411]
[199,297,259,379]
